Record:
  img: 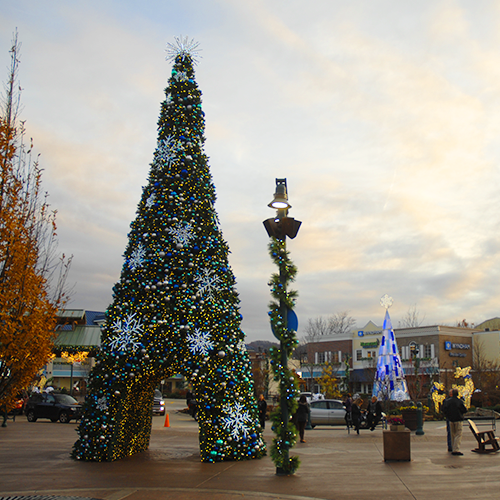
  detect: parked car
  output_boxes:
[25,393,82,423]
[309,399,346,427]
[153,390,165,416]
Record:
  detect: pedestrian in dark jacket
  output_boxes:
[367,396,383,431]
[351,398,363,435]
[294,394,310,443]
[443,389,453,452]
[442,388,467,455]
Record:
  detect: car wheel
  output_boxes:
[26,410,37,422]
[59,412,70,423]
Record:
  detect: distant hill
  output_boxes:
[246,340,279,352]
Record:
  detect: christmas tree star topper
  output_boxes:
[166,36,202,64]
[380,294,393,310]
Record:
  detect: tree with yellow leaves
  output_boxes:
[0,32,72,417]
[315,363,342,399]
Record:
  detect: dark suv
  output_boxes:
[25,392,82,423]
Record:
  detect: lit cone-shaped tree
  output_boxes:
[73,37,266,463]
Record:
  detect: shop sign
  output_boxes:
[361,340,380,348]
[444,341,470,351]
[358,330,382,337]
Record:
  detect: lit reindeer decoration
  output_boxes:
[431,366,474,412]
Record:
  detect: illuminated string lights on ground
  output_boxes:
[72,38,265,463]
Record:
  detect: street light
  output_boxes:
[263,179,301,241]
[263,178,301,475]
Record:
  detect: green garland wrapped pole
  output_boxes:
[263,178,301,475]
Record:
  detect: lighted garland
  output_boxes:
[53,346,100,357]
[267,237,300,474]
[72,38,265,463]
[61,351,89,364]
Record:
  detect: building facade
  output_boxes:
[44,309,104,396]
[303,333,352,393]
[305,320,482,398]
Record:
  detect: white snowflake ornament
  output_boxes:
[167,222,196,247]
[380,294,393,310]
[128,243,147,271]
[222,402,252,440]
[194,268,223,301]
[174,71,188,82]
[145,193,156,208]
[96,397,108,411]
[156,137,178,168]
[186,328,214,356]
[108,313,143,352]
[236,339,247,353]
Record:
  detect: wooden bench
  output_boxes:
[468,419,500,454]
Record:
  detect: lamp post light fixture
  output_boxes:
[263,179,301,241]
[263,178,301,475]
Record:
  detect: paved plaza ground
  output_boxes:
[1,399,499,500]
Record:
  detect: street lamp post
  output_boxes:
[263,178,301,475]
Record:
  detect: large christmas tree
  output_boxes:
[72,37,266,463]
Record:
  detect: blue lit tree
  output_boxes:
[373,295,410,402]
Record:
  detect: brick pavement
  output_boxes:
[1,399,499,500]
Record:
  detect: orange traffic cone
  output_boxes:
[164,413,170,427]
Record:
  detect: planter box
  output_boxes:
[383,430,411,461]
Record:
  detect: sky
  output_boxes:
[2,0,500,342]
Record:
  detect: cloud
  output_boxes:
[3,1,500,341]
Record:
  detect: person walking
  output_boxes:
[442,388,467,455]
[294,394,310,443]
[367,396,382,431]
[257,394,267,430]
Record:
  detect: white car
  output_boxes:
[309,399,346,427]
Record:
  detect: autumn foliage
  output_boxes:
[315,363,342,399]
[0,33,71,413]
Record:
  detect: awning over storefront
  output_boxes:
[54,325,101,351]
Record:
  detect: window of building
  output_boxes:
[424,344,433,358]
[367,350,377,359]
[356,349,362,361]
[318,352,325,364]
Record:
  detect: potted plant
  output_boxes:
[387,416,405,431]
[399,403,428,431]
